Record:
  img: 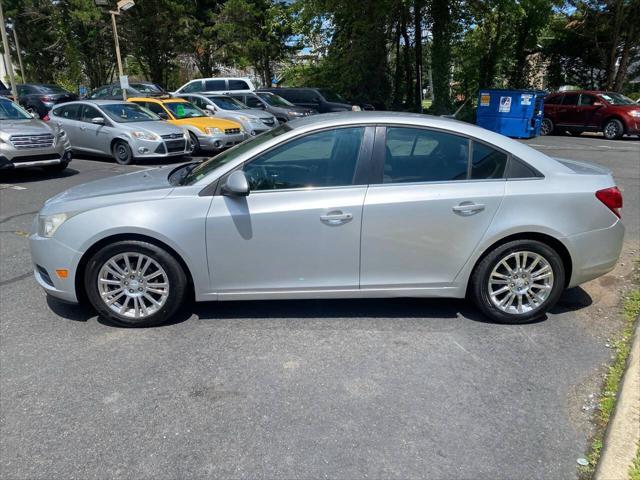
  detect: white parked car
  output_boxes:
[174,77,256,95]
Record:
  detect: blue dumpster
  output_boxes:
[476,89,545,139]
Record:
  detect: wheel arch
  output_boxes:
[467,231,573,294]
[110,136,132,152]
[601,115,628,133]
[74,233,195,304]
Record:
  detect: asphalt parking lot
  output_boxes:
[1,134,639,479]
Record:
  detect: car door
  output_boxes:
[360,126,506,289]
[578,93,604,129]
[557,93,580,126]
[76,104,111,154]
[206,126,373,295]
[51,103,82,146]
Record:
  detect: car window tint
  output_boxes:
[53,104,80,120]
[228,80,249,90]
[144,102,166,116]
[579,94,597,106]
[471,141,508,179]
[90,86,108,98]
[562,94,579,106]
[506,156,542,179]
[182,81,203,93]
[204,79,226,91]
[81,105,102,122]
[243,127,364,191]
[245,96,263,108]
[545,95,562,105]
[383,127,469,183]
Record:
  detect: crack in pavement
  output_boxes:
[0,271,33,287]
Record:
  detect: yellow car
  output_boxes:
[128,97,246,153]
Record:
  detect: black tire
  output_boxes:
[603,118,624,140]
[84,240,187,327]
[112,140,134,165]
[188,132,200,155]
[44,161,69,174]
[540,118,554,136]
[470,240,565,324]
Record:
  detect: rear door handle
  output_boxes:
[453,202,485,215]
[320,211,353,225]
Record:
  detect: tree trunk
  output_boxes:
[430,0,451,114]
[414,0,423,111]
[400,6,412,107]
[392,21,402,108]
[605,0,624,89]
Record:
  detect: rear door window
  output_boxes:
[204,79,226,91]
[53,103,81,120]
[562,94,579,106]
[228,80,249,90]
[383,127,469,183]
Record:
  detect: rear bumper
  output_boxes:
[566,219,625,288]
[0,150,72,170]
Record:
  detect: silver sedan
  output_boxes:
[29,112,624,327]
[50,100,190,165]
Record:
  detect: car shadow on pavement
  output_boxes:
[0,167,79,184]
[47,287,593,328]
[73,153,199,167]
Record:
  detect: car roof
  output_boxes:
[128,97,187,104]
[58,100,131,106]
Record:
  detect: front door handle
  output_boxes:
[320,211,353,225]
[453,202,485,215]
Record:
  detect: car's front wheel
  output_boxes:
[603,119,624,140]
[471,240,565,324]
[188,133,200,155]
[112,140,134,165]
[84,240,187,327]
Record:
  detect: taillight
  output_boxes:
[596,186,623,218]
[40,95,53,102]
[42,114,50,121]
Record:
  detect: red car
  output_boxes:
[542,90,640,140]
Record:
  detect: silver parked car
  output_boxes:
[177,93,277,135]
[49,100,190,165]
[30,112,624,327]
[0,97,72,172]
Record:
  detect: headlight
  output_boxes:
[288,111,303,116]
[205,127,223,135]
[38,213,68,238]
[629,110,640,118]
[249,117,262,124]
[183,129,190,139]
[351,105,362,112]
[131,131,160,141]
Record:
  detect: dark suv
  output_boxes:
[258,87,372,113]
[17,84,77,119]
[542,90,640,140]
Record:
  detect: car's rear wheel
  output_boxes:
[603,119,624,140]
[84,241,187,327]
[112,140,134,165]
[471,240,565,324]
[540,118,554,136]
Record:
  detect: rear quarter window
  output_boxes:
[228,80,249,90]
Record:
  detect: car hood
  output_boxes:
[237,109,273,120]
[41,167,175,214]
[171,116,241,131]
[128,120,186,136]
[0,118,55,136]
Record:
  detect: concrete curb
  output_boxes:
[594,316,640,480]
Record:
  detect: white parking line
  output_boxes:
[0,184,27,191]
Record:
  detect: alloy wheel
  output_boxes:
[604,121,620,139]
[487,251,554,315]
[97,252,170,319]
[541,119,552,136]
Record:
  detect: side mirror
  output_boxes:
[593,101,604,107]
[91,117,105,125]
[206,105,216,114]
[158,112,169,120]
[222,171,250,197]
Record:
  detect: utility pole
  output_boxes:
[0,2,17,98]
[110,10,126,100]
[12,27,25,83]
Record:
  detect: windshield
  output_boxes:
[165,101,206,118]
[0,100,32,120]
[101,103,160,123]
[182,124,292,185]
[318,89,347,103]
[131,83,165,95]
[600,93,635,105]
[258,93,294,107]
[207,96,247,111]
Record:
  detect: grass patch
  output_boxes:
[630,442,640,480]
[578,261,640,479]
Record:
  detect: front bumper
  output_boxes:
[198,132,246,151]
[566,219,625,288]
[29,231,83,303]
[624,118,640,134]
[131,137,189,158]
[0,149,72,170]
